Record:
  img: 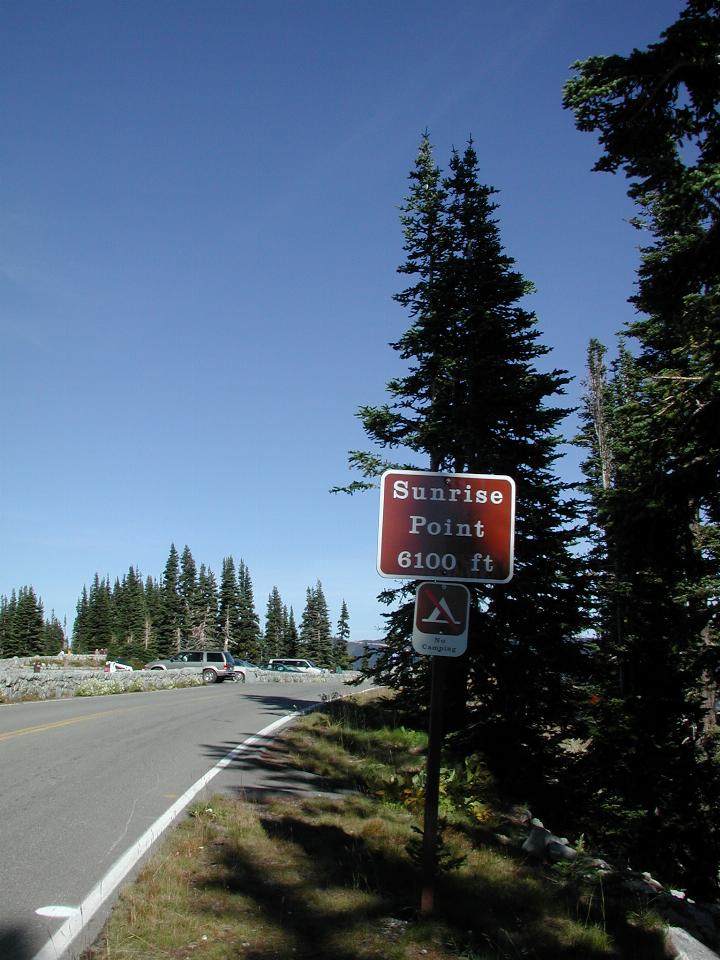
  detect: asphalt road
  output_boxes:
[0,678,366,960]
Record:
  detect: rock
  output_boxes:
[666,926,720,960]
[547,840,578,862]
[640,872,664,892]
[522,826,552,858]
[378,918,409,942]
[522,825,577,862]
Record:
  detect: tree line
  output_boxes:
[0,544,351,670]
[340,2,719,897]
[0,587,65,659]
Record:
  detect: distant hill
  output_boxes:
[346,640,387,669]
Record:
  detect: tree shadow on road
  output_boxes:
[0,923,38,960]
[231,691,324,714]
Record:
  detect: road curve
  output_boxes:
[0,678,366,960]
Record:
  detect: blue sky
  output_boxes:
[1,0,685,642]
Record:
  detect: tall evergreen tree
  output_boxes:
[157,544,183,656]
[86,573,114,652]
[264,587,284,659]
[115,567,148,660]
[298,587,317,661]
[565,1,720,895]
[282,605,299,658]
[43,611,65,654]
[179,545,202,647]
[1,589,66,657]
[14,587,45,657]
[72,586,91,652]
[196,564,219,646]
[141,575,161,659]
[334,599,350,669]
[0,591,19,657]
[343,135,586,792]
[576,339,645,654]
[312,581,333,667]
[218,556,241,651]
[236,560,261,661]
[299,581,333,667]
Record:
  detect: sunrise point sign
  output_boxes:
[377,469,515,583]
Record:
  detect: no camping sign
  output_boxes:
[412,582,471,658]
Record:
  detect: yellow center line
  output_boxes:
[0,708,130,744]
[0,688,220,745]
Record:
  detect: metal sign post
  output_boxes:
[421,654,445,915]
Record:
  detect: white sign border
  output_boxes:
[377,469,516,584]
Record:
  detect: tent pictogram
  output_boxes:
[421,591,462,627]
[415,583,469,637]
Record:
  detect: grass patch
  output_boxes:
[84,692,669,960]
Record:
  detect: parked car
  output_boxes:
[104,659,134,673]
[231,659,259,682]
[262,661,303,673]
[144,650,235,683]
[266,658,324,674]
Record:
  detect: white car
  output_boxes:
[265,658,324,674]
[104,660,133,673]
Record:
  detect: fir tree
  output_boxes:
[565,1,720,894]
[283,605,299,658]
[86,574,114,653]
[143,574,162,657]
[298,587,316,656]
[343,135,586,792]
[334,600,350,669]
[0,591,19,657]
[44,611,65,654]
[72,586,91,652]
[264,587,284,659]
[115,567,147,660]
[179,545,202,647]
[196,564,219,646]
[236,560,261,661]
[299,581,333,667]
[14,587,45,657]
[1,591,66,656]
[312,581,333,667]
[157,544,183,656]
[218,556,241,650]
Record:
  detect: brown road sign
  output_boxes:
[378,470,515,583]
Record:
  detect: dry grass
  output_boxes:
[84,693,669,960]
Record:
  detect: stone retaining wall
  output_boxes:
[0,660,362,703]
[0,667,201,702]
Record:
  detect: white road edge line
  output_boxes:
[30,694,342,960]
